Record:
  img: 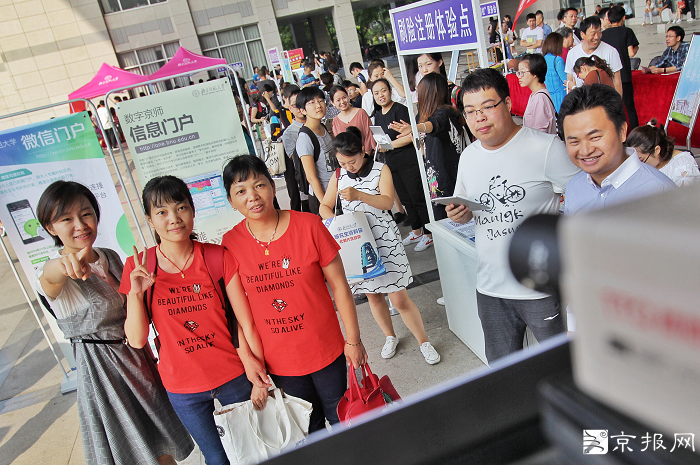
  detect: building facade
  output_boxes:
[0,0,365,129]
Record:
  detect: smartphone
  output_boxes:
[370,126,395,151]
[7,200,44,244]
[432,196,488,211]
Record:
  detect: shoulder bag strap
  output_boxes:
[142,247,161,353]
[201,242,239,348]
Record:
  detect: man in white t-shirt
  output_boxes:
[96,100,117,149]
[520,13,544,53]
[446,69,579,363]
[565,15,623,94]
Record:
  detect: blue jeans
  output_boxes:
[270,354,347,433]
[167,373,252,465]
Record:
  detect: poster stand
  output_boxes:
[389,0,489,224]
[0,226,76,393]
[104,64,258,248]
[663,33,700,151]
[0,97,143,393]
[389,0,492,363]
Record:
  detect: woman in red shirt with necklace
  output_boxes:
[122,176,269,465]
[222,155,367,433]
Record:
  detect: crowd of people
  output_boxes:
[33,10,699,464]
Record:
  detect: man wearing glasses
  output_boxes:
[647,26,690,75]
[281,85,309,212]
[446,69,579,363]
[295,86,335,214]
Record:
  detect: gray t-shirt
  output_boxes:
[295,127,334,194]
[282,120,303,157]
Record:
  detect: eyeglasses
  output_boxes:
[515,70,530,78]
[463,99,504,119]
[641,152,653,163]
[305,99,325,108]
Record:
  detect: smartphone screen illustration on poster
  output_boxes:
[7,199,44,245]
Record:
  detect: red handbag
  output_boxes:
[337,364,401,425]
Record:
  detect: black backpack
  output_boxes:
[292,125,321,195]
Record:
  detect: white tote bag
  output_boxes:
[214,388,312,465]
[263,139,286,175]
[323,210,386,284]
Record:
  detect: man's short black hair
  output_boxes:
[519,54,547,84]
[282,84,300,101]
[606,5,624,22]
[328,63,338,73]
[295,86,325,112]
[557,9,566,20]
[526,12,537,21]
[345,81,358,89]
[565,7,578,15]
[580,15,602,33]
[535,9,543,15]
[349,62,364,72]
[461,68,510,101]
[667,25,685,41]
[558,84,627,141]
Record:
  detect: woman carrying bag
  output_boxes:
[34,181,194,465]
[319,127,440,365]
[221,155,367,434]
[121,176,269,465]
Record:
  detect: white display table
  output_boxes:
[431,219,540,365]
[429,219,487,364]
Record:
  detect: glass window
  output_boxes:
[119,0,149,10]
[198,25,265,83]
[200,34,218,50]
[243,25,260,40]
[99,0,121,14]
[100,0,162,14]
[117,41,183,97]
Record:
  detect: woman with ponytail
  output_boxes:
[573,56,615,87]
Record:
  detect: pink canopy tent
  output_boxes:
[148,47,226,80]
[68,63,150,112]
[68,63,150,100]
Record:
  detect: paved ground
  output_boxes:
[1,18,699,464]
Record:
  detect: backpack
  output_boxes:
[143,242,238,352]
[292,125,321,195]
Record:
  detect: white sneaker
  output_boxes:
[437,297,445,306]
[687,17,694,21]
[402,231,423,246]
[420,342,441,365]
[414,234,434,252]
[381,336,399,359]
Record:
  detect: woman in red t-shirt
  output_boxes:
[221,155,368,433]
[122,176,269,465]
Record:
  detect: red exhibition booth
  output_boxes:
[507,71,700,148]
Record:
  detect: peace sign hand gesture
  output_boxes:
[58,245,94,281]
[129,246,155,296]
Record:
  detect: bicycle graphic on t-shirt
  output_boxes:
[479,175,526,213]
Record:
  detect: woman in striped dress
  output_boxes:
[320,127,441,365]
